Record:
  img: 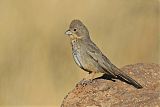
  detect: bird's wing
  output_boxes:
[86,42,143,88]
[86,42,117,77]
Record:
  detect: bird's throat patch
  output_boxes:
[70,34,82,40]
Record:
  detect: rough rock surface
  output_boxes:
[61,63,160,107]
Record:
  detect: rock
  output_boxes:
[61,63,160,107]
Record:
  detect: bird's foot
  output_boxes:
[77,78,93,86]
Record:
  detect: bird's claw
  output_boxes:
[77,79,93,86]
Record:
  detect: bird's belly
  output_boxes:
[83,56,101,72]
[71,41,101,72]
[73,51,100,72]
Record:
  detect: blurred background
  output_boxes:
[0,0,159,106]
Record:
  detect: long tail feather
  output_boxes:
[111,65,143,89]
[117,72,143,89]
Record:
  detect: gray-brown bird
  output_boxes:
[65,19,142,89]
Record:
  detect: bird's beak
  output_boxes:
[65,30,72,36]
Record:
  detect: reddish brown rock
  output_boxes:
[61,63,160,107]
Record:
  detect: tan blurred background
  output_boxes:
[0,0,159,106]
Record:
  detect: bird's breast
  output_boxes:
[71,40,84,69]
[72,50,83,68]
[71,40,99,72]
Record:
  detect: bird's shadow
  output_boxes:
[94,74,133,87]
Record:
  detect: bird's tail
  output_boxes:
[112,65,143,89]
[117,72,143,89]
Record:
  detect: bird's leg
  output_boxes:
[78,72,96,85]
[84,72,96,81]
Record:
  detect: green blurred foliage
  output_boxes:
[0,0,159,106]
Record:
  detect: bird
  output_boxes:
[65,19,142,89]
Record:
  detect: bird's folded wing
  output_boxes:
[86,43,117,77]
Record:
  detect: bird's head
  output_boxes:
[65,20,90,40]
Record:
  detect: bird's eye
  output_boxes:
[73,28,77,31]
